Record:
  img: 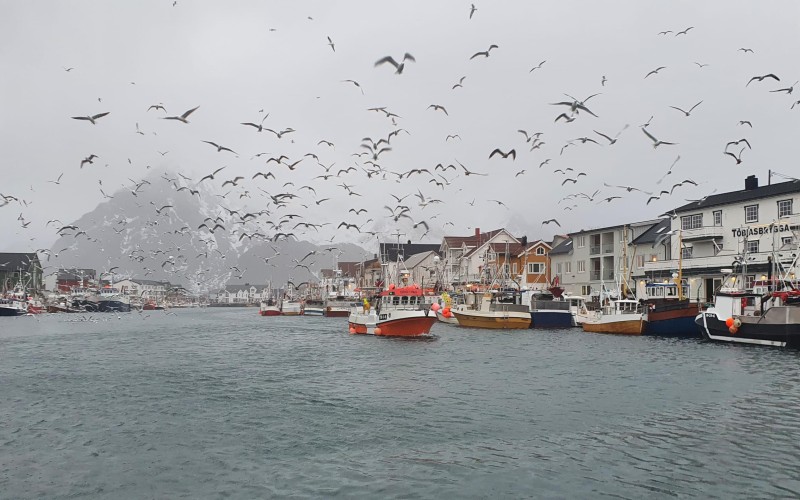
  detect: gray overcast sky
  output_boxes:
[2,0,799,253]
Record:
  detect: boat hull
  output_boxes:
[0,305,25,316]
[696,308,800,348]
[99,300,131,313]
[531,310,573,329]
[452,311,531,329]
[259,308,280,316]
[582,317,645,335]
[645,302,700,337]
[304,307,325,316]
[348,311,437,337]
[324,306,351,317]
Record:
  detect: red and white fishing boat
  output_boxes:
[348,273,437,337]
[259,297,281,316]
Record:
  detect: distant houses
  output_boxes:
[0,253,43,292]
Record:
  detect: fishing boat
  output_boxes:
[451,290,531,329]
[523,289,572,328]
[564,294,591,326]
[323,268,358,317]
[98,286,131,312]
[280,282,303,315]
[0,298,28,316]
[582,299,646,335]
[348,272,437,336]
[303,299,325,316]
[642,282,700,337]
[259,296,281,316]
[695,233,800,347]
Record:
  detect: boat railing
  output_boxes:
[531,299,570,311]
[489,303,530,314]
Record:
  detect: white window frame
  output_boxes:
[782,236,794,247]
[681,246,693,259]
[527,262,544,274]
[576,236,585,248]
[536,247,545,255]
[713,210,722,226]
[564,262,572,273]
[746,240,759,254]
[635,255,645,269]
[681,214,703,230]
[556,263,562,275]
[778,199,793,218]
[744,205,758,223]
[581,285,592,296]
[577,260,586,273]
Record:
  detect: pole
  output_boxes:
[677,229,684,301]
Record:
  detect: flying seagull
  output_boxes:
[644,66,666,79]
[470,44,498,59]
[489,148,516,160]
[375,53,415,74]
[71,112,109,124]
[326,36,335,52]
[202,140,237,155]
[163,106,200,123]
[746,74,780,86]
[542,219,561,227]
[428,104,448,115]
[642,127,677,148]
[723,148,746,165]
[469,3,477,18]
[669,100,703,117]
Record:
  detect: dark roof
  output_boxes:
[548,238,573,255]
[569,219,661,236]
[486,242,525,256]
[673,180,800,214]
[0,253,41,272]
[320,262,360,278]
[630,218,671,245]
[380,242,440,263]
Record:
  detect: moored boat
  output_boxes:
[98,287,131,312]
[0,298,28,316]
[303,299,325,316]
[259,297,281,316]
[582,299,646,335]
[451,290,531,330]
[641,282,700,337]
[523,290,572,328]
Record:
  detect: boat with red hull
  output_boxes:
[348,283,437,337]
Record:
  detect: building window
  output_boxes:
[746,240,759,254]
[782,236,794,247]
[635,255,645,268]
[512,263,518,275]
[746,275,756,289]
[681,246,693,259]
[581,285,592,296]
[536,247,545,255]
[713,240,724,255]
[744,205,758,223]
[564,262,572,273]
[778,199,793,218]
[556,263,562,275]
[503,264,510,274]
[576,236,585,248]
[713,210,722,226]
[528,263,544,274]
[577,260,586,272]
[681,214,702,230]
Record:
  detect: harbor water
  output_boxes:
[2,308,800,498]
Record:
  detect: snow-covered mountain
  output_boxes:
[47,170,371,293]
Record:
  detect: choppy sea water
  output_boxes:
[2,308,800,499]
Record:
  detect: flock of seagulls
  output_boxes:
[2,3,797,291]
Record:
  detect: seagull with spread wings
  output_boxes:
[375,53,415,74]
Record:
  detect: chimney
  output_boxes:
[745,175,758,191]
[475,227,480,239]
[407,239,411,245]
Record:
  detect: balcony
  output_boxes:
[601,244,615,254]
[603,270,615,280]
[643,252,773,273]
[589,245,601,255]
[681,226,725,242]
[590,271,600,280]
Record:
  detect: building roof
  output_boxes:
[380,242,440,263]
[403,250,437,269]
[548,238,573,255]
[441,228,510,250]
[486,242,526,256]
[0,253,41,272]
[672,180,800,214]
[568,219,661,236]
[223,284,263,293]
[630,218,671,246]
